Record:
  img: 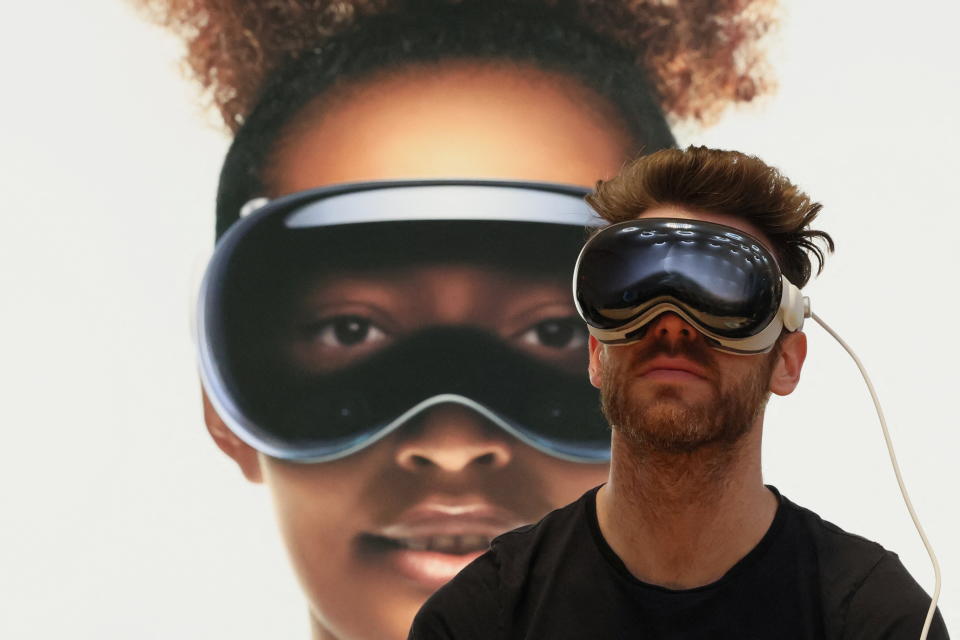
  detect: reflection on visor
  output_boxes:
[284,183,605,228]
[575,219,782,340]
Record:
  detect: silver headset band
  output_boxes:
[281,183,605,228]
[585,276,809,355]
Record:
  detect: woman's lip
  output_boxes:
[380,548,486,590]
[358,502,526,589]
[376,517,517,539]
[356,529,505,591]
[375,501,523,538]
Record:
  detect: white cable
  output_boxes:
[811,312,941,640]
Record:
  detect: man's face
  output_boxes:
[587,207,802,455]
[595,314,779,453]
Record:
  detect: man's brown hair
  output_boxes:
[586,146,834,287]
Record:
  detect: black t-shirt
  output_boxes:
[409,486,948,640]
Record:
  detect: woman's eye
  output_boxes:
[520,318,587,350]
[309,316,386,347]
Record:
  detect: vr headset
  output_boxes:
[574,218,808,354]
[196,180,612,463]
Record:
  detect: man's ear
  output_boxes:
[588,335,604,389]
[201,387,263,483]
[769,331,807,396]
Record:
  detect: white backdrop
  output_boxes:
[1,1,957,637]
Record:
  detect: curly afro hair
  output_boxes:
[135,0,777,132]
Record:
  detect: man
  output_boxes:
[408,146,948,639]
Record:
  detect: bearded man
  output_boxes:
[409,146,948,639]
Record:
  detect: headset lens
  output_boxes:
[575,219,782,339]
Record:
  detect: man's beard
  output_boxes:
[600,338,778,456]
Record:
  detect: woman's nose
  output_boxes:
[393,404,513,473]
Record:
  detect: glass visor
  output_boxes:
[574,219,784,349]
[197,180,611,463]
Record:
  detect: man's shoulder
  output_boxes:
[489,485,597,564]
[780,494,888,572]
[779,492,947,639]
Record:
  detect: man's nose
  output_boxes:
[394,404,513,473]
[646,311,701,347]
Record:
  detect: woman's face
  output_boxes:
[219,62,631,640]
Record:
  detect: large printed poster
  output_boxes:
[2,1,957,638]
